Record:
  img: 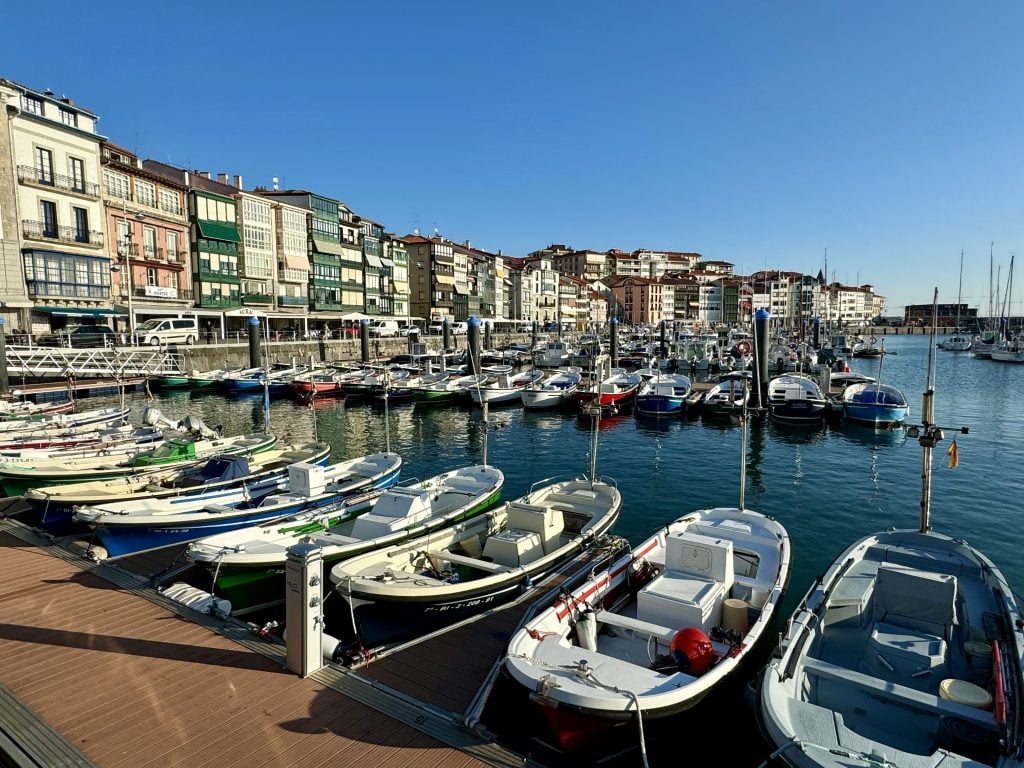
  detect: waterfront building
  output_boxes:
[337,203,364,317]
[403,234,455,322]
[101,144,191,333]
[257,190,346,322]
[543,245,609,284]
[605,274,664,326]
[236,187,276,314]
[384,234,409,320]
[269,195,310,328]
[0,79,110,332]
[358,216,387,316]
[522,255,559,327]
[503,257,533,323]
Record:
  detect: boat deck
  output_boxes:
[0,518,545,768]
[0,509,623,768]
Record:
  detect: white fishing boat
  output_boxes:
[329,475,622,657]
[759,290,1024,768]
[504,374,790,758]
[521,367,583,410]
[767,373,828,425]
[468,368,545,405]
[185,463,503,614]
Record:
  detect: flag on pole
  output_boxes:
[947,439,959,469]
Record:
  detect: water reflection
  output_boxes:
[831,421,908,449]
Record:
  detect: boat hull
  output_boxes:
[635,395,684,416]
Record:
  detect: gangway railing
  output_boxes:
[4,346,183,378]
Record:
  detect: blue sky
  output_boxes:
[6,1,1022,316]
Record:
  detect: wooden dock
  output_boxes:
[0,518,556,768]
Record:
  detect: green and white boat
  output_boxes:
[412,373,488,405]
[185,463,504,615]
[0,432,277,496]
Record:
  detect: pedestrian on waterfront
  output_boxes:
[204,320,214,343]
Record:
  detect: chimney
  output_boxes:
[184,171,190,186]
[217,173,229,184]
[234,174,244,190]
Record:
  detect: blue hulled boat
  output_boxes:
[73,452,403,559]
[635,373,692,417]
[840,381,910,425]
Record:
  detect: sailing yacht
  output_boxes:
[939,251,973,351]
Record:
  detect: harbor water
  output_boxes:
[52,334,1024,765]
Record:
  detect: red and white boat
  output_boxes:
[575,368,642,408]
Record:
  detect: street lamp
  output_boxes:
[115,202,145,339]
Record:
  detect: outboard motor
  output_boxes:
[181,414,219,438]
[141,406,179,430]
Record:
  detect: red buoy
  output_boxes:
[671,627,713,674]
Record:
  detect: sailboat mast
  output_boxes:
[919,288,939,533]
[956,251,963,331]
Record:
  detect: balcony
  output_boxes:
[310,300,343,312]
[143,246,164,261]
[277,295,309,307]
[242,293,273,306]
[198,294,240,308]
[17,165,100,198]
[197,268,240,284]
[23,220,104,248]
[27,281,110,299]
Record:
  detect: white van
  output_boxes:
[367,319,400,338]
[132,318,199,346]
[452,322,468,335]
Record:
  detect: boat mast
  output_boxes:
[955,251,963,332]
[738,375,749,511]
[919,288,939,533]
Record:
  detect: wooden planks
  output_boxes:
[0,529,486,768]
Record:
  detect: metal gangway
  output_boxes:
[3,345,183,378]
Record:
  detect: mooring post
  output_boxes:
[467,316,481,374]
[247,316,261,369]
[360,320,370,363]
[442,318,452,353]
[609,317,619,369]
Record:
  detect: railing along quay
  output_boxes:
[3,345,182,378]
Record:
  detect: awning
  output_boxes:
[33,306,125,317]
[340,311,371,321]
[312,238,345,257]
[282,255,309,271]
[453,284,468,295]
[434,273,455,286]
[365,253,384,269]
[380,257,395,268]
[196,220,241,243]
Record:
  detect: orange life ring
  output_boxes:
[736,340,752,356]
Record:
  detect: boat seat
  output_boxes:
[350,462,384,477]
[804,656,995,730]
[862,621,949,690]
[871,563,957,640]
[424,549,512,573]
[445,477,491,495]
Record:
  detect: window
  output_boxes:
[59,108,77,127]
[23,252,109,299]
[40,201,57,237]
[135,180,156,208]
[35,147,53,184]
[159,188,181,215]
[103,170,129,199]
[166,231,179,261]
[68,157,85,193]
[146,267,157,286]
[22,95,43,115]
[73,207,89,242]
[143,226,157,258]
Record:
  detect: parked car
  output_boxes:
[38,325,117,348]
[367,320,400,338]
[131,318,198,346]
[397,323,421,337]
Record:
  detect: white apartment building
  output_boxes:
[272,199,310,317]
[238,191,275,308]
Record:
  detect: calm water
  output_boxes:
[81,335,1023,765]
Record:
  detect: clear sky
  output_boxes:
[6,1,1022,317]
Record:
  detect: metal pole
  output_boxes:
[920,288,938,533]
[0,318,8,395]
[121,198,137,338]
[360,320,370,363]
[609,317,619,369]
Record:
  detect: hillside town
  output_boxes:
[0,77,887,341]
